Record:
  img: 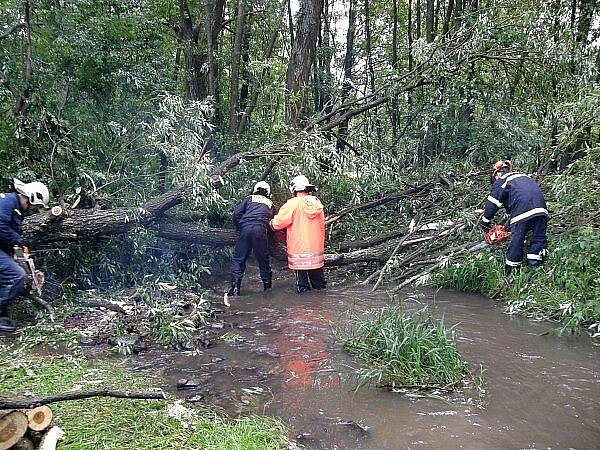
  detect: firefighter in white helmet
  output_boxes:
[227,181,276,296]
[0,178,50,332]
[270,175,326,293]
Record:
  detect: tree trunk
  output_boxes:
[416,0,422,39]
[205,0,226,124]
[443,0,454,36]
[229,0,247,133]
[335,0,356,152]
[577,0,596,43]
[391,0,399,150]
[426,0,435,42]
[364,0,383,139]
[178,0,207,101]
[285,0,323,127]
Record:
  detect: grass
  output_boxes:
[0,343,290,449]
[342,301,470,388]
[434,227,600,336]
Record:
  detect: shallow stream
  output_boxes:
[131,274,600,449]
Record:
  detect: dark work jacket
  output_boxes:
[482,172,548,226]
[0,192,24,254]
[233,195,276,230]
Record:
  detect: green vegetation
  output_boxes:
[435,150,600,336]
[0,344,290,450]
[342,302,469,388]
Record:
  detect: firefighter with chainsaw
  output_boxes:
[270,175,326,293]
[480,160,548,275]
[0,178,50,332]
[227,181,276,297]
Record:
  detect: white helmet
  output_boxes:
[253,181,271,196]
[289,175,314,193]
[13,178,50,208]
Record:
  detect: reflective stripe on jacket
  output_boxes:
[270,192,325,270]
[482,172,548,226]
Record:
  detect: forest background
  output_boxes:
[1,0,599,334]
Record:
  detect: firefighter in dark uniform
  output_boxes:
[480,160,549,275]
[227,181,276,296]
[0,178,50,332]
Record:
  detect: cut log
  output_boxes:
[25,405,52,431]
[39,426,65,450]
[0,389,166,409]
[0,410,28,450]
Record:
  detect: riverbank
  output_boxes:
[0,342,290,449]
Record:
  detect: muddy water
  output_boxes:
[132,276,600,449]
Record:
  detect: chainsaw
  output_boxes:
[13,246,44,297]
[469,225,511,252]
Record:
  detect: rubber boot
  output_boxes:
[0,302,16,333]
[0,317,16,333]
[504,264,513,276]
[263,281,272,291]
[227,279,241,297]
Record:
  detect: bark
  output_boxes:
[391,0,399,145]
[285,0,323,126]
[205,0,226,124]
[335,0,356,152]
[416,0,422,39]
[178,0,207,101]
[577,0,596,43]
[364,0,382,139]
[22,186,185,247]
[426,0,435,42]
[229,0,247,133]
[442,0,454,36]
[0,390,165,409]
[156,220,238,246]
[452,0,462,31]
[407,0,414,105]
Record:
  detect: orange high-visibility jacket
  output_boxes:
[270,192,325,270]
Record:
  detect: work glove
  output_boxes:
[480,221,492,233]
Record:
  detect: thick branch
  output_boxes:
[325,183,434,225]
[0,390,165,409]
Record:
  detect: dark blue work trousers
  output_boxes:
[0,248,26,313]
[231,225,272,283]
[295,268,326,294]
[506,216,548,268]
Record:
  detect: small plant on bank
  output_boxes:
[342,301,470,389]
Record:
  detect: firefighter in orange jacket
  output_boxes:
[270,175,326,293]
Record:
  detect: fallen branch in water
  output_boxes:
[0,389,166,409]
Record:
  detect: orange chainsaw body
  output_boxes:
[484,225,511,245]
